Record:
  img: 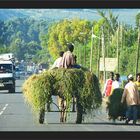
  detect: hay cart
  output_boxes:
[23,68,102,124]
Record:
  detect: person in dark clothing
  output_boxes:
[72,55,81,69]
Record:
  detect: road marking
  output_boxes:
[0,104,8,115]
[0,111,3,115]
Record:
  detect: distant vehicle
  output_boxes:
[0,53,15,62]
[19,70,25,76]
[0,54,16,93]
[18,64,25,76]
[38,68,46,74]
[15,67,20,79]
[26,71,33,77]
[38,68,43,74]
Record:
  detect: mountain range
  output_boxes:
[0,9,139,26]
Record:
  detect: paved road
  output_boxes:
[0,78,140,131]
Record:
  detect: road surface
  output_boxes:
[0,78,140,131]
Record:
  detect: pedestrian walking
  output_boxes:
[121,74,140,125]
[72,55,81,69]
[102,72,114,97]
[110,73,121,95]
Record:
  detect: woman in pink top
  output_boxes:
[103,72,114,97]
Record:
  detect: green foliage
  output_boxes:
[136,13,140,27]
[119,44,137,75]
[0,44,10,54]
[0,18,51,62]
[81,71,102,111]
[46,18,91,60]
[0,10,140,76]
[97,10,118,34]
[22,74,53,112]
[23,68,102,115]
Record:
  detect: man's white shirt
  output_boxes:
[50,57,63,69]
[112,80,121,89]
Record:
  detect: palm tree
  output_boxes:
[97,10,118,35]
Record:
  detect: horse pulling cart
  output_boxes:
[22,68,102,124]
[38,95,84,124]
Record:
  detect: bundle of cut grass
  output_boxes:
[22,73,53,112]
[81,71,102,112]
[106,88,127,120]
[22,68,102,115]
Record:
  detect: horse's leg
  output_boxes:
[46,94,52,112]
[39,106,45,124]
[61,98,65,123]
[60,98,67,123]
[76,96,83,124]
[63,100,67,122]
[57,96,61,110]
[72,96,76,112]
[58,96,63,122]
[47,100,51,112]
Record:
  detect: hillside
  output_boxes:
[0,9,139,26]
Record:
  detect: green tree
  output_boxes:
[46,18,91,61]
[9,38,26,60]
[136,13,140,27]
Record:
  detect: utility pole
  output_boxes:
[135,19,140,77]
[90,27,94,71]
[84,37,87,67]
[76,43,79,63]
[107,28,110,57]
[97,34,101,78]
[80,44,82,65]
[120,23,123,49]
[117,23,120,73]
[102,26,106,85]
